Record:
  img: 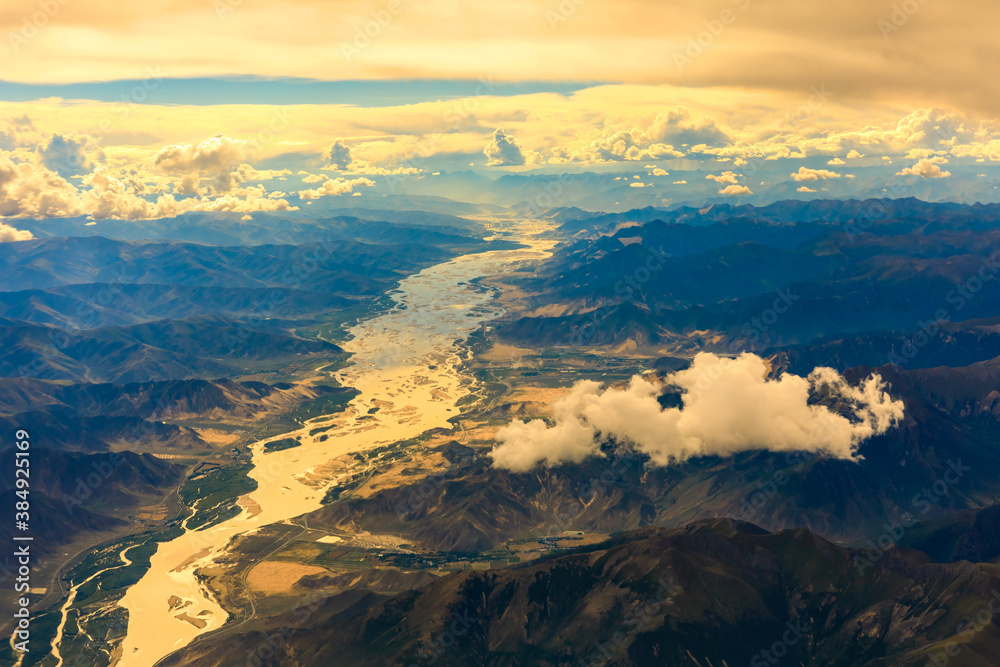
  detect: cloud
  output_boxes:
[485,128,535,167]
[154,135,252,191]
[297,176,375,199]
[0,115,44,151]
[0,222,33,242]
[846,150,864,159]
[629,182,646,187]
[651,168,668,176]
[152,140,288,195]
[897,156,952,178]
[154,135,248,174]
[325,139,353,170]
[0,148,300,221]
[791,167,841,181]
[566,129,648,162]
[4,0,1000,121]
[673,180,687,184]
[299,171,327,183]
[706,171,739,184]
[0,152,83,218]
[643,107,732,147]
[82,168,299,219]
[490,353,904,472]
[40,133,99,177]
[553,107,725,164]
[719,184,752,195]
[797,186,817,193]
[827,157,846,165]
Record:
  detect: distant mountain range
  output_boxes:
[499,198,1000,353]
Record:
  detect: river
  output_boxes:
[111,219,553,666]
[49,544,137,667]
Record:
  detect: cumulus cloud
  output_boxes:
[798,109,977,158]
[0,147,300,221]
[651,168,668,176]
[484,128,538,166]
[797,186,817,193]
[297,176,375,199]
[154,135,252,191]
[550,106,727,164]
[0,152,83,218]
[155,135,248,174]
[0,115,44,151]
[706,171,739,185]
[0,222,33,242]
[828,157,846,165]
[40,134,100,177]
[719,184,752,195]
[570,130,684,163]
[643,107,732,148]
[791,167,841,181]
[490,353,904,472]
[325,139,353,170]
[897,156,952,178]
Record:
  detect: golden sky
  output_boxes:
[0,0,997,226]
[1,0,996,112]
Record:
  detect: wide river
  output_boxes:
[111,219,553,666]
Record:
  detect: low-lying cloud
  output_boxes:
[490,353,904,472]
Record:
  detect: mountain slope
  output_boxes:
[162,520,1000,667]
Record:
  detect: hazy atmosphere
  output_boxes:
[3,2,1000,666]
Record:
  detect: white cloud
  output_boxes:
[297,176,375,199]
[718,184,752,195]
[40,133,100,177]
[0,148,301,221]
[300,172,328,183]
[0,152,83,218]
[643,107,732,148]
[549,106,726,164]
[827,157,846,165]
[326,139,353,170]
[484,128,538,167]
[791,167,841,181]
[897,156,952,178]
[797,186,817,193]
[154,135,252,192]
[154,135,248,174]
[490,353,903,472]
[706,170,739,184]
[0,222,33,242]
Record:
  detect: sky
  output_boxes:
[0,0,998,233]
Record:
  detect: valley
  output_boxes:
[6,200,1000,666]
